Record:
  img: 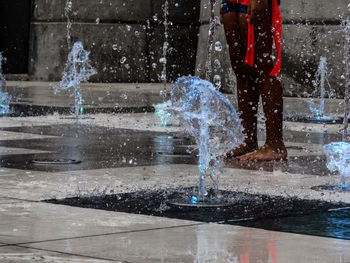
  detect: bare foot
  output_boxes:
[237,144,287,161]
[226,142,258,159]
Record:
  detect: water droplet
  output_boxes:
[214,41,222,52]
[213,75,221,89]
[152,63,157,68]
[159,57,166,64]
[120,57,127,64]
[214,59,221,69]
[112,44,118,50]
[96,18,100,24]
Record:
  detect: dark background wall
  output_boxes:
[0,0,31,74]
[1,0,201,82]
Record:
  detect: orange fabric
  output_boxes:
[242,0,282,77]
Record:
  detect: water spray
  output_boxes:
[54,42,96,119]
[343,5,350,141]
[160,0,169,101]
[205,0,217,82]
[65,0,73,49]
[155,76,245,204]
[324,142,350,190]
[0,53,11,115]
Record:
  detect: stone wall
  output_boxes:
[29,0,200,82]
[197,0,349,97]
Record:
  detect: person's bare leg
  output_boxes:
[237,15,287,161]
[239,76,287,161]
[223,12,259,158]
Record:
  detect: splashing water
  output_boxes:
[160,0,169,100]
[54,42,96,119]
[0,53,11,115]
[155,76,245,201]
[310,57,330,120]
[205,0,217,82]
[65,0,73,49]
[324,142,350,189]
[343,5,350,141]
[307,57,333,121]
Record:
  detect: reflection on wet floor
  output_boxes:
[0,123,338,176]
[232,207,350,240]
[224,155,329,176]
[0,124,196,172]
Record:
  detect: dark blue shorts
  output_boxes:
[221,0,276,15]
[221,0,248,14]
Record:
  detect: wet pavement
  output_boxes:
[0,122,339,176]
[0,124,196,172]
[0,112,349,262]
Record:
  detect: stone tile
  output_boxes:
[33,0,153,23]
[26,223,350,263]
[283,97,344,119]
[0,168,38,178]
[0,198,25,205]
[0,147,50,156]
[148,25,199,82]
[6,82,170,109]
[152,0,200,24]
[0,161,349,208]
[0,131,58,141]
[0,201,199,244]
[29,23,149,82]
[0,245,117,262]
[284,121,343,136]
[280,0,348,23]
[195,24,237,94]
[282,24,346,97]
[199,0,220,24]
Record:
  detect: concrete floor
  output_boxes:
[0,112,350,262]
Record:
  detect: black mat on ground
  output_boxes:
[45,188,348,223]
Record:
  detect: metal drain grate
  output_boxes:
[31,159,81,165]
[156,151,193,158]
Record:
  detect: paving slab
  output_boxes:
[6,82,169,109]
[0,168,40,178]
[0,246,118,262]
[0,113,347,203]
[0,201,200,245]
[0,162,348,205]
[0,131,58,141]
[0,113,345,137]
[0,198,26,205]
[25,223,350,263]
[5,81,346,117]
[0,147,50,156]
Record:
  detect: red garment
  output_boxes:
[239,0,282,77]
[228,0,250,5]
[269,0,282,77]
